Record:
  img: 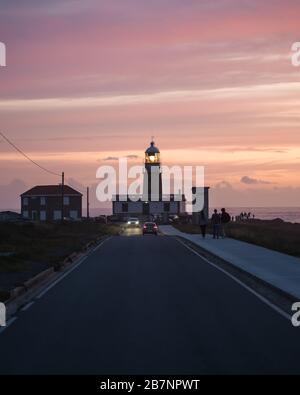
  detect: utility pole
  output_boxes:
[87,186,90,219]
[61,171,65,222]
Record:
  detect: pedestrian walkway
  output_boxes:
[160,225,300,299]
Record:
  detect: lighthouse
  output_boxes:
[143,140,162,201]
[112,139,187,222]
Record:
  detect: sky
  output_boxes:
[0,0,300,209]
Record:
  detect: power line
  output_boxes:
[0,131,61,177]
[1,131,91,218]
[1,131,89,210]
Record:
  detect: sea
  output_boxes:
[3,207,300,224]
[86,207,300,223]
[212,207,300,224]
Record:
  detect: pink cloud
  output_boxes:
[1,0,300,206]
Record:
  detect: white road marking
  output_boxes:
[0,317,18,334]
[36,236,112,300]
[36,256,87,299]
[93,236,112,251]
[177,238,292,321]
[0,237,113,336]
[20,301,35,312]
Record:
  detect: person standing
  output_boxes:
[199,210,208,238]
[220,208,231,238]
[211,209,221,239]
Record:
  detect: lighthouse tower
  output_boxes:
[143,140,162,201]
[112,138,188,222]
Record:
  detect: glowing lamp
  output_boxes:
[145,140,160,164]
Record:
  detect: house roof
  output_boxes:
[21,185,82,197]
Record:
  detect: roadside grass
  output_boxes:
[173,220,300,258]
[0,221,120,299]
[173,223,205,234]
[0,221,120,271]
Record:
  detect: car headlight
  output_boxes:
[135,221,139,224]
[127,221,130,224]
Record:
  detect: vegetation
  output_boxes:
[173,219,300,258]
[0,221,120,299]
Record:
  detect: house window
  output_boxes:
[164,203,170,212]
[23,197,28,206]
[70,210,78,219]
[22,210,29,218]
[40,211,46,221]
[53,210,62,220]
[40,197,46,205]
[63,196,70,205]
[122,203,128,212]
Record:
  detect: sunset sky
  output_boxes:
[0,0,300,209]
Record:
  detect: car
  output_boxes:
[142,222,158,235]
[126,217,140,227]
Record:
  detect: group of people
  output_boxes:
[199,208,231,239]
[237,211,255,221]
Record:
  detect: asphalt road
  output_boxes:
[0,235,300,375]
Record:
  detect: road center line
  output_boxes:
[177,238,291,321]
